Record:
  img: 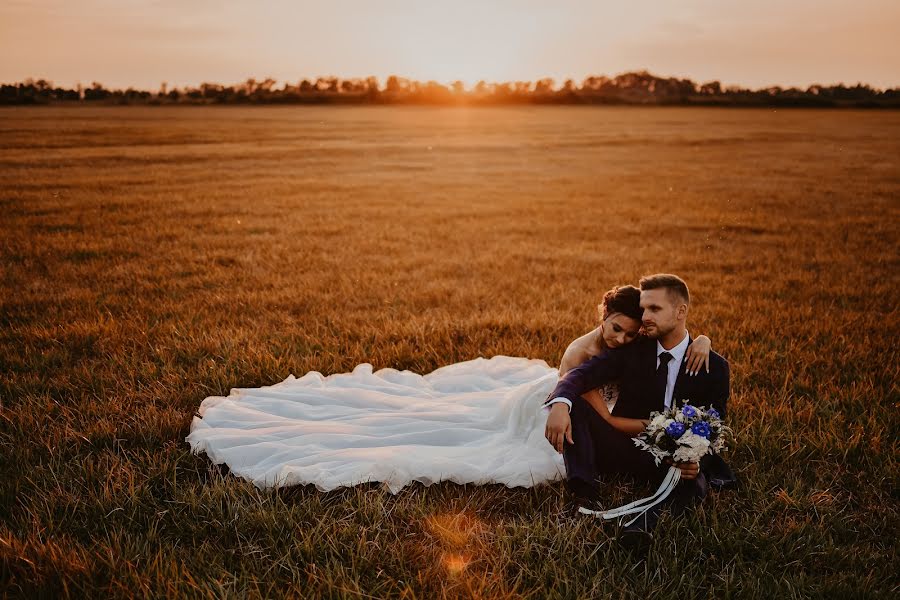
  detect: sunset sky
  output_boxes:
[1,0,898,91]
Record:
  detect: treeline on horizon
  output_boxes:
[3,70,898,108]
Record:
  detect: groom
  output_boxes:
[544,274,732,548]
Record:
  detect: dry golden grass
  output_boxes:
[1,105,899,598]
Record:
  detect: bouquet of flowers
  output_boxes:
[598,401,732,525]
[633,402,731,466]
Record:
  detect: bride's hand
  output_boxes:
[684,335,711,376]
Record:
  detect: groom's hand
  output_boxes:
[674,461,700,480]
[545,403,573,453]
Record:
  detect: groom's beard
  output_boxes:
[642,323,672,339]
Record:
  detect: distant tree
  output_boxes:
[385,76,412,98]
[699,80,721,95]
[493,82,512,96]
[84,81,110,101]
[56,86,79,101]
[240,78,258,95]
[385,75,401,93]
[534,78,555,93]
[513,81,532,94]
[258,78,277,93]
[363,76,380,101]
[581,76,610,91]
[200,82,223,99]
[314,77,338,93]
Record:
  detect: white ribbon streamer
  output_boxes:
[599,466,681,527]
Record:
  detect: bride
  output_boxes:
[186,285,711,493]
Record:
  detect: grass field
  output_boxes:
[1,105,899,598]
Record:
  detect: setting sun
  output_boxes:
[364,3,548,87]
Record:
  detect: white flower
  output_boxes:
[650,414,667,430]
[672,431,711,463]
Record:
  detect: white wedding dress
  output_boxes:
[186,356,566,492]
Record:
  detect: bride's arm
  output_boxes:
[559,330,647,435]
[582,390,648,437]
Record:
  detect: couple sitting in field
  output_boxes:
[187,273,733,550]
[544,273,733,549]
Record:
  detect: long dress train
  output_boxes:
[185,355,565,492]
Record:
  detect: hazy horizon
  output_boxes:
[2,0,898,91]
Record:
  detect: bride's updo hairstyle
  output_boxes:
[599,285,643,322]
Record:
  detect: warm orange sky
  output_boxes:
[1,0,898,90]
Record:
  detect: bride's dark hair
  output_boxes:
[599,285,643,321]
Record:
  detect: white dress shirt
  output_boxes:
[658,330,690,409]
[547,330,691,412]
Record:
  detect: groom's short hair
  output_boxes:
[639,273,690,305]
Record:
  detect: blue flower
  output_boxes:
[682,405,697,418]
[707,408,721,420]
[691,421,712,439]
[666,422,687,439]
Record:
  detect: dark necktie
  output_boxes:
[656,352,673,407]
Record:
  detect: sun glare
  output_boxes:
[401,49,527,89]
[442,553,472,576]
[425,512,486,578]
[377,3,544,88]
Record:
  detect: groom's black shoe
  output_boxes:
[614,482,675,555]
[702,455,739,491]
[617,509,657,555]
[565,478,605,517]
[617,474,707,554]
[618,527,653,555]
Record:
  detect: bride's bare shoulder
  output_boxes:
[560,328,602,373]
[568,328,600,352]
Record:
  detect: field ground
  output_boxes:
[1,106,899,598]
